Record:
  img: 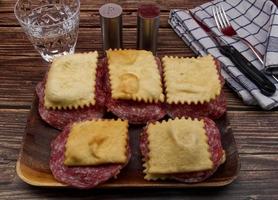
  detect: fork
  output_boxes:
[212,5,278,82]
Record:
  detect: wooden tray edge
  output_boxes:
[16,159,240,188]
[16,161,65,187]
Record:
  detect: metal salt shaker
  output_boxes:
[137,4,160,55]
[99,3,123,51]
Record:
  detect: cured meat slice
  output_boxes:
[140,117,224,183]
[102,58,166,124]
[36,65,106,130]
[106,99,166,124]
[167,90,226,119]
[49,124,130,189]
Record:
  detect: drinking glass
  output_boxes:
[14,0,80,62]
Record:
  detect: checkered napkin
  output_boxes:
[168,0,278,110]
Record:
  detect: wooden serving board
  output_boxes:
[16,95,240,188]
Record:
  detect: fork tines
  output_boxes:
[212,5,230,31]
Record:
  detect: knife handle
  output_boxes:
[220,45,276,96]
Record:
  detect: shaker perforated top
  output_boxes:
[99,3,122,18]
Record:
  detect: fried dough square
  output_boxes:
[44,52,98,109]
[107,49,164,103]
[162,55,221,104]
[144,118,213,179]
[64,119,128,166]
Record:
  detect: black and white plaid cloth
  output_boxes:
[169,0,278,110]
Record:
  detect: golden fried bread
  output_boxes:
[107,49,164,103]
[64,119,129,166]
[44,52,98,110]
[162,55,221,104]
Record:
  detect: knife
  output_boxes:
[189,11,276,97]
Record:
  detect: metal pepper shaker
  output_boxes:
[137,4,160,55]
[99,3,123,51]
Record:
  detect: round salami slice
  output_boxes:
[140,117,224,183]
[167,89,226,120]
[36,65,106,130]
[102,58,166,124]
[167,60,226,120]
[49,124,130,189]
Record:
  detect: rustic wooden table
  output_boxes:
[1,0,278,199]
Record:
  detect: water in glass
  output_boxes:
[15,0,80,62]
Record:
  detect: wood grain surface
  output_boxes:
[1,0,278,199]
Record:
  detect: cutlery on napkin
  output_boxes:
[169,0,278,109]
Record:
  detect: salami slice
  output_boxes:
[167,89,226,119]
[167,60,226,120]
[36,64,106,130]
[49,123,130,189]
[106,99,166,124]
[140,117,224,183]
[102,58,166,124]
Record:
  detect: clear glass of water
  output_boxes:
[14,0,80,62]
